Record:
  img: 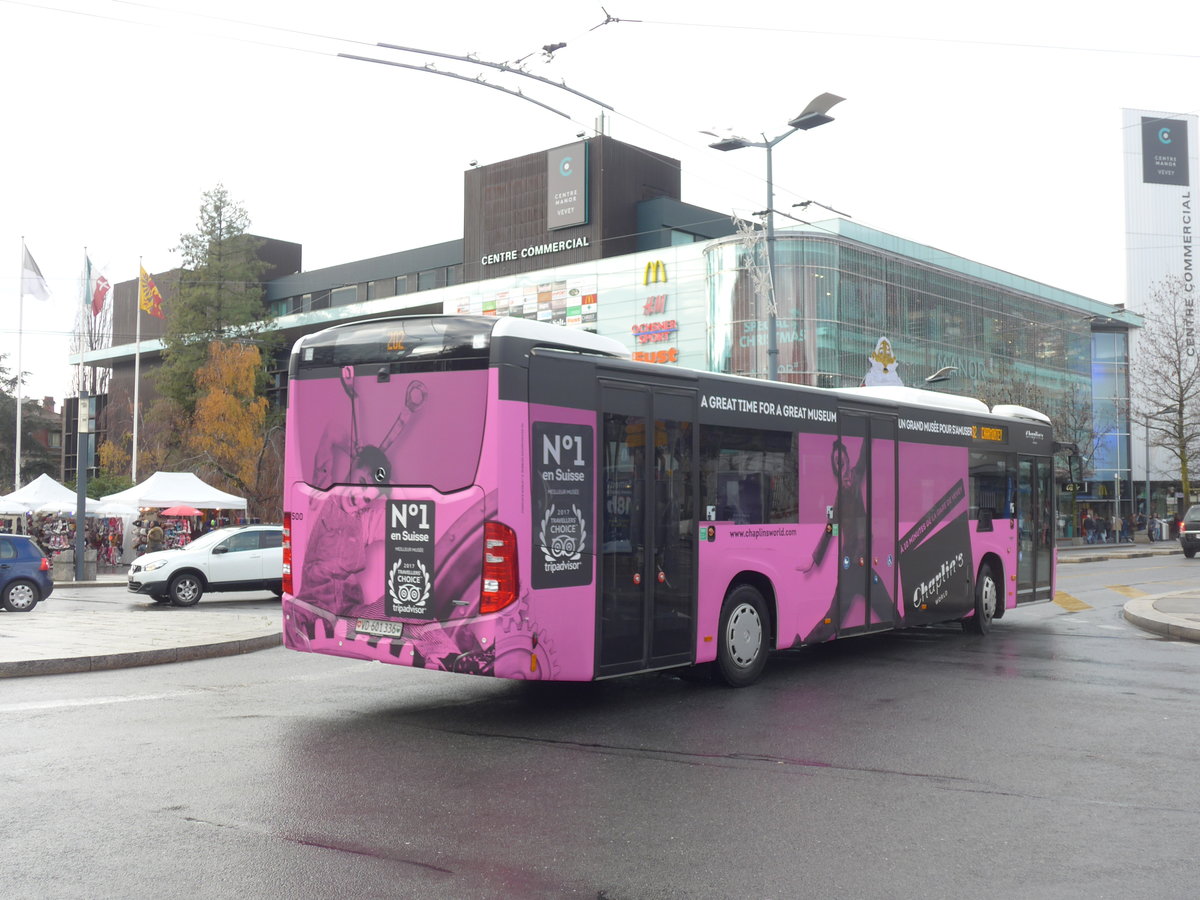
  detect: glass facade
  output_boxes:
[706,229,1095,423]
[1087,329,1131,502]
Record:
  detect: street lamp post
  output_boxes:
[924,366,958,389]
[1141,404,1174,527]
[706,92,844,381]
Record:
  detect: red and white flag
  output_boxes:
[85,256,110,316]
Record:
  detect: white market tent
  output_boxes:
[100,472,247,511]
[3,473,77,507]
[35,497,101,516]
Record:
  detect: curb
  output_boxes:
[0,632,281,679]
[1059,548,1182,564]
[1122,596,1200,643]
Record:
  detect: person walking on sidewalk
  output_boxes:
[1098,515,1109,544]
[1083,512,1096,544]
[1120,514,1134,543]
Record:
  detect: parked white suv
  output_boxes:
[127,525,283,606]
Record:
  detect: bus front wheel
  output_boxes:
[716,585,769,687]
[964,563,997,635]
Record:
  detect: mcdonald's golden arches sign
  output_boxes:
[643,260,667,285]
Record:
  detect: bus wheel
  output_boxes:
[964,564,997,635]
[716,585,768,687]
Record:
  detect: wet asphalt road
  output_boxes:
[2,556,1198,899]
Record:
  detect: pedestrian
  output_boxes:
[146,522,165,553]
[1083,513,1096,545]
[1098,516,1109,544]
[1121,514,1133,543]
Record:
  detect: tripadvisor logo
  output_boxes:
[539,504,586,573]
[388,558,431,612]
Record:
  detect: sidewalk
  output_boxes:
[0,573,281,678]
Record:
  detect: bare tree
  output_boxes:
[1130,276,1200,503]
[70,290,112,398]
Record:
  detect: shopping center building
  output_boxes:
[77,134,1143,530]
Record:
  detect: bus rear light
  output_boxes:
[282,512,293,596]
[480,521,519,614]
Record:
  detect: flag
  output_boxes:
[139,265,165,319]
[92,275,110,316]
[21,245,51,301]
[85,255,110,316]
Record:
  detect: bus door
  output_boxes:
[597,382,697,677]
[836,409,898,635]
[1016,456,1054,603]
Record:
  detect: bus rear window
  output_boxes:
[294,316,494,369]
[288,367,489,493]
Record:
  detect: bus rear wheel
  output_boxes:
[716,585,769,687]
[964,563,997,635]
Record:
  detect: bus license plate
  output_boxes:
[356,618,404,638]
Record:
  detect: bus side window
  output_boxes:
[970,450,1011,527]
[700,426,797,525]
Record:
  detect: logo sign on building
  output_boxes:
[644,260,667,285]
[547,141,588,231]
[1142,116,1190,185]
[634,260,680,365]
[532,422,594,588]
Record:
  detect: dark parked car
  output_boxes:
[0,534,54,612]
[1180,506,1200,559]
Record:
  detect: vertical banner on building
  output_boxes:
[1123,108,1199,485]
[547,141,588,230]
[532,422,594,588]
[1141,116,1190,186]
[1123,109,1198,313]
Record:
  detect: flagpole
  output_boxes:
[132,258,142,483]
[78,249,88,399]
[15,239,25,490]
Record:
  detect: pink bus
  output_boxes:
[281,315,1059,686]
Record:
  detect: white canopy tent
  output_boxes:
[100,472,247,511]
[35,498,101,516]
[3,473,76,507]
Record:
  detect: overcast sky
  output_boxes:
[4,0,1199,402]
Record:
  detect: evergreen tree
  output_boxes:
[155,185,275,415]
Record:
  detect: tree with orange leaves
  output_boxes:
[191,340,281,517]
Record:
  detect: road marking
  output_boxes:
[1054,590,1091,611]
[1109,584,1149,599]
[0,691,197,714]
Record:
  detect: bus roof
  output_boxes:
[990,404,1053,426]
[490,317,630,358]
[831,385,991,416]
